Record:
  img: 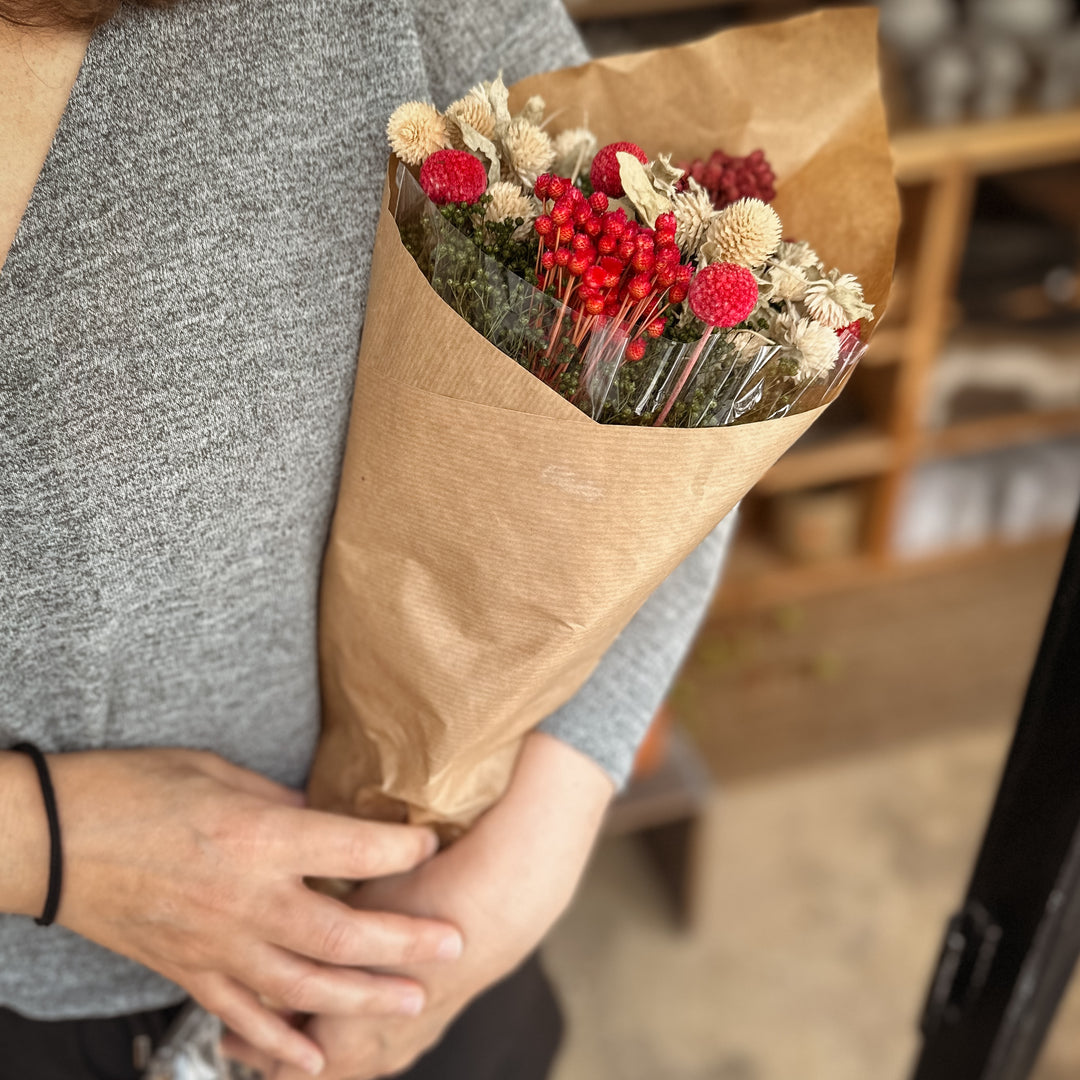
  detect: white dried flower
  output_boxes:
[517,95,546,126]
[773,240,822,270]
[446,88,496,149]
[764,261,811,302]
[386,101,448,166]
[804,269,874,328]
[501,117,555,188]
[484,181,537,238]
[772,312,840,380]
[670,178,718,255]
[700,197,783,268]
[552,127,598,179]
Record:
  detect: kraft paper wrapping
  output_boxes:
[307,8,899,832]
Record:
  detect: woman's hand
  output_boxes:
[0,748,463,1077]
[224,732,615,1079]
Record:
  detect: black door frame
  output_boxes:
[912,510,1080,1080]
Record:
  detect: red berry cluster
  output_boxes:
[680,148,776,210]
[533,174,694,364]
[419,148,488,205]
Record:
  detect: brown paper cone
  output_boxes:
[307,8,899,831]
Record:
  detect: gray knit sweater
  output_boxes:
[0,0,732,1019]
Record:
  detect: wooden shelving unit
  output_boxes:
[715,107,1080,614]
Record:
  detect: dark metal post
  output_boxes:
[911,509,1080,1080]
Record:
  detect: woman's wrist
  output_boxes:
[0,750,51,917]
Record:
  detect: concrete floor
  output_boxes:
[545,722,1080,1080]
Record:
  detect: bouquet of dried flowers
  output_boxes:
[388,81,874,433]
[308,10,899,834]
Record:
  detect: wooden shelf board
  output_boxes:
[757,427,894,494]
[715,529,1070,614]
[892,108,1080,183]
[922,408,1080,460]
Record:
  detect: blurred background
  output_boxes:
[542,2,1080,1078]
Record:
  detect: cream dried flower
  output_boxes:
[446,88,496,149]
[484,181,537,238]
[552,127,598,179]
[700,197,783,268]
[501,116,555,188]
[517,95,546,126]
[670,178,718,255]
[764,260,811,302]
[804,269,874,328]
[773,240,822,270]
[386,101,448,166]
[772,313,840,380]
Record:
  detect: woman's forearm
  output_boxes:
[0,750,50,918]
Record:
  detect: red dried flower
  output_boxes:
[585,296,605,316]
[583,266,607,291]
[674,264,694,285]
[655,266,676,289]
[646,317,667,338]
[557,222,574,243]
[568,253,591,276]
[626,337,648,362]
[616,240,634,263]
[590,141,649,198]
[583,216,602,238]
[589,191,609,213]
[547,176,569,200]
[631,249,655,274]
[668,284,688,304]
[597,235,616,255]
[534,174,553,200]
[688,263,758,327]
[627,274,653,301]
[554,248,571,267]
[540,250,556,270]
[534,215,554,237]
[550,198,573,226]
[419,149,488,205]
[836,319,862,340]
[655,211,677,238]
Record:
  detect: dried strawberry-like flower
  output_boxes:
[688,263,759,327]
[484,180,537,237]
[590,141,648,198]
[772,312,840,379]
[386,101,448,166]
[552,127,598,180]
[445,88,496,149]
[670,178,718,256]
[502,117,556,189]
[420,149,488,205]
[804,269,874,329]
[699,197,782,268]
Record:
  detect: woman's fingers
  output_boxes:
[197,976,326,1077]
[266,885,462,968]
[254,945,427,1017]
[266,806,440,880]
[220,1031,277,1076]
[193,752,307,807]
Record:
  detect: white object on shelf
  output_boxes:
[896,439,1080,556]
[925,342,1080,429]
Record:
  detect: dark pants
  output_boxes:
[0,954,563,1080]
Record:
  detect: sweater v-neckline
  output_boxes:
[0,21,100,283]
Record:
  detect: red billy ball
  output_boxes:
[688,263,759,328]
[419,149,488,205]
[590,141,649,198]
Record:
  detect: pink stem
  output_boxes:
[653,328,712,427]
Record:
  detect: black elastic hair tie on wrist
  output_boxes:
[11,742,63,927]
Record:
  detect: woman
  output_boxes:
[0,2,733,1077]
